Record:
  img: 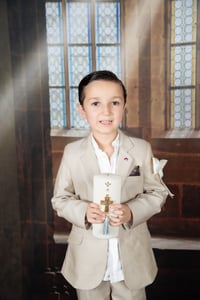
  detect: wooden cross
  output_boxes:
[100,194,113,213]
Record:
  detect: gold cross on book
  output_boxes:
[100,194,113,214]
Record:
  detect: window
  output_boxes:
[45,0,122,131]
[169,0,198,130]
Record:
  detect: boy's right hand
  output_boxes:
[86,203,105,224]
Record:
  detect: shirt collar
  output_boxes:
[91,133,120,153]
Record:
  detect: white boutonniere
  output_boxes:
[152,157,168,178]
[152,157,174,198]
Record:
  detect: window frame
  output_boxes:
[165,0,200,133]
[46,0,124,133]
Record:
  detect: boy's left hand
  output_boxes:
[109,204,132,226]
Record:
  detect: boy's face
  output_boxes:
[78,80,125,138]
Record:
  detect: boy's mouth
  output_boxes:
[100,120,113,125]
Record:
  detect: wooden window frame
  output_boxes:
[46,0,124,135]
[165,0,200,135]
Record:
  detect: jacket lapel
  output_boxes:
[79,134,100,180]
[116,131,136,185]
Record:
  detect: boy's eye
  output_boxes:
[91,101,100,106]
[112,101,120,106]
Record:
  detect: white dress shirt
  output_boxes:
[92,134,124,283]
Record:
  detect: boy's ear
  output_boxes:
[77,103,86,119]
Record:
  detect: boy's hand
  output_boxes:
[86,203,105,224]
[109,204,132,226]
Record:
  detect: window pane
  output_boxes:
[47,46,65,86]
[95,1,120,44]
[66,1,92,129]
[45,2,63,44]
[170,0,197,129]
[69,88,89,129]
[68,46,91,86]
[96,45,120,75]
[46,2,66,129]
[67,2,91,44]
[49,88,66,128]
[170,88,195,129]
[171,0,197,43]
[171,45,196,87]
[68,45,91,128]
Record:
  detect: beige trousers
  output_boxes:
[76,280,147,300]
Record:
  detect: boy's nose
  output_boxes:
[102,104,111,114]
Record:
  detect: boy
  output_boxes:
[52,70,171,300]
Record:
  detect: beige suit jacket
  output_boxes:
[52,131,169,290]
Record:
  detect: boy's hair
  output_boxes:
[78,70,127,106]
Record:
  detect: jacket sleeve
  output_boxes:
[126,141,172,228]
[51,145,89,228]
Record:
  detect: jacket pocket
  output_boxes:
[123,176,143,200]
